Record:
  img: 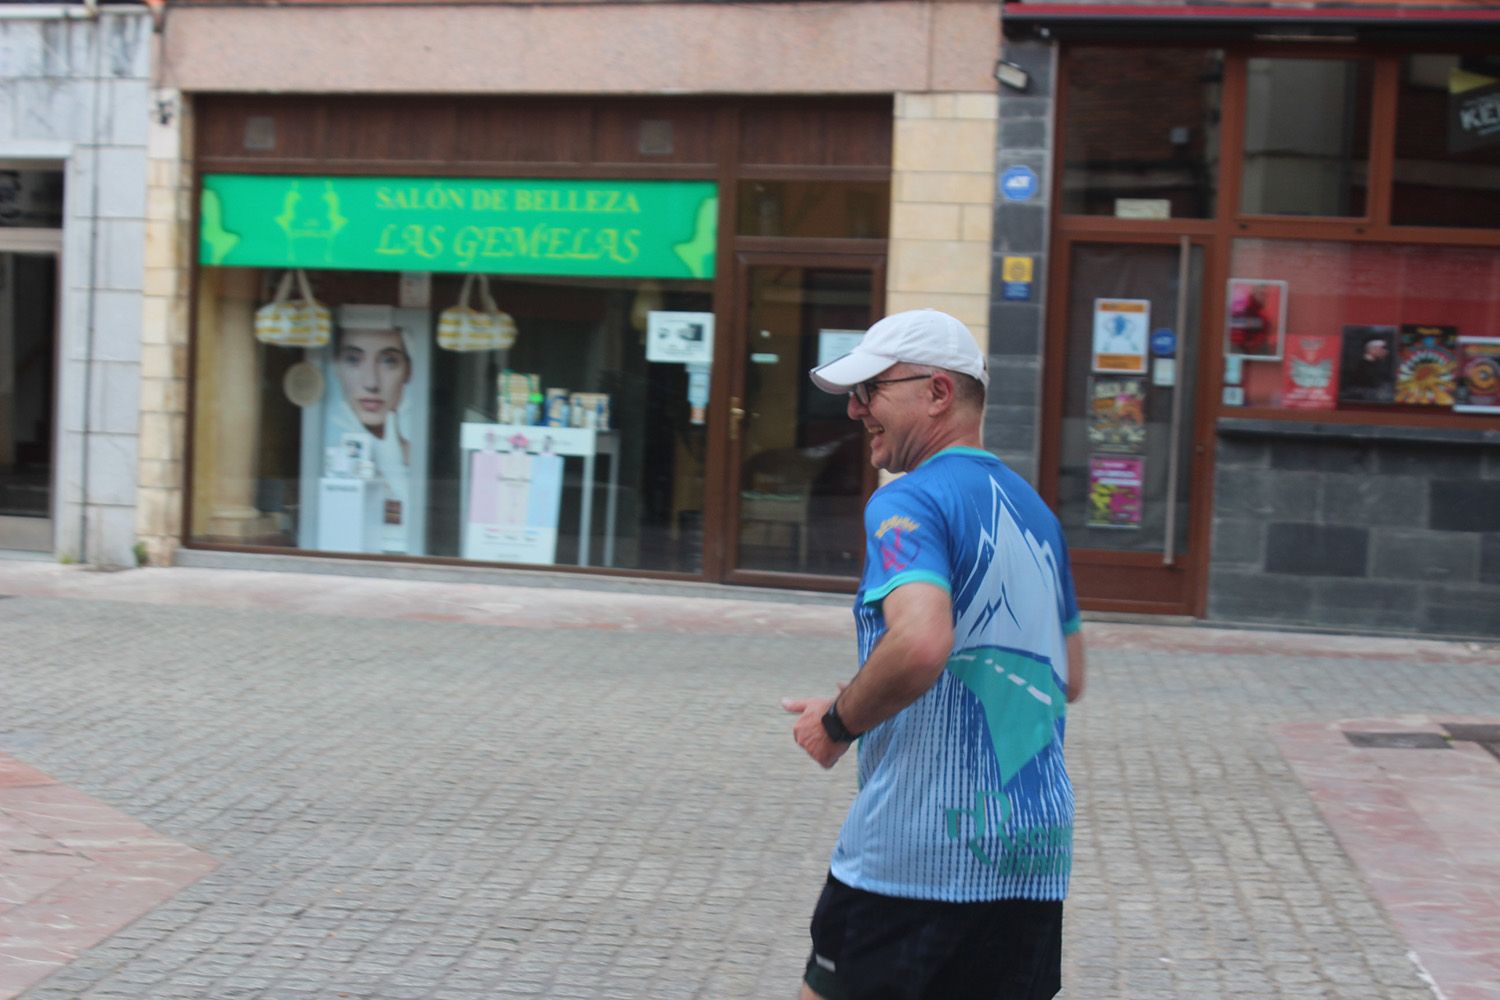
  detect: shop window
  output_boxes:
[736,180,889,239]
[1221,239,1500,413]
[1061,48,1223,219]
[0,170,63,228]
[1241,58,1372,217]
[191,173,723,572]
[1392,54,1500,230]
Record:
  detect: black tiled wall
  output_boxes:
[1209,424,1500,638]
[987,36,1054,487]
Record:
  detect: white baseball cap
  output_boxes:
[809,308,989,395]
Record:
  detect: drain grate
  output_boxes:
[1343,731,1451,749]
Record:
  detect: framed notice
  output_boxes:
[1087,456,1144,529]
[646,311,714,364]
[1092,299,1149,374]
[1225,279,1287,360]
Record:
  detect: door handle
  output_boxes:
[729,397,746,441]
[1163,235,1190,568]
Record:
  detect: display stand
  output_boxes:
[316,477,385,553]
[459,423,620,566]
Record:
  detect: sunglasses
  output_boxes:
[849,374,934,406]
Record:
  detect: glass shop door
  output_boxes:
[723,253,882,588]
[1041,236,1212,614]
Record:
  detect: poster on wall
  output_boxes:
[1344,328,1398,407]
[646,311,714,364]
[1087,377,1147,453]
[1454,336,1500,413]
[299,304,431,556]
[1225,279,1287,360]
[1087,456,1144,529]
[817,329,865,368]
[1337,325,1399,404]
[1092,299,1149,374]
[1448,68,1500,154]
[1395,325,1460,406]
[1281,334,1340,410]
[464,436,566,564]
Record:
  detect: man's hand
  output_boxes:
[781,696,851,770]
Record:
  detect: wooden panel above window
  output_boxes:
[195,95,892,176]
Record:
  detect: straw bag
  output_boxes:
[438,274,517,352]
[254,270,331,348]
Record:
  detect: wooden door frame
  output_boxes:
[715,247,885,592]
[1039,230,1216,615]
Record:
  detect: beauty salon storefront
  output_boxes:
[144,2,1002,593]
[187,95,895,588]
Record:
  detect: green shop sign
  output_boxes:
[199,174,718,279]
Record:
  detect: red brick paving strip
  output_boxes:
[0,754,218,999]
[1278,718,1500,1000]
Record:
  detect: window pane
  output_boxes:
[1057,244,1201,554]
[0,170,63,228]
[1392,54,1500,229]
[1222,239,1500,410]
[1241,59,1372,217]
[190,268,713,574]
[736,180,888,238]
[1062,47,1223,218]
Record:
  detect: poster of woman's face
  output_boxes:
[335,327,411,439]
[301,307,431,558]
[1225,279,1288,360]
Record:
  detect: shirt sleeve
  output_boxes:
[859,480,953,605]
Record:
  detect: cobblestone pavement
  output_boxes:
[0,564,1497,999]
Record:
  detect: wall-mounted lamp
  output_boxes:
[995,60,1031,92]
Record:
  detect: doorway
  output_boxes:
[0,249,58,552]
[723,253,883,587]
[1042,237,1208,613]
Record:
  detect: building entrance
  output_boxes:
[0,249,57,552]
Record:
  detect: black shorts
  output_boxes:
[803,873,1062,1000]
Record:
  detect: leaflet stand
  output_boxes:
[459,422,620,566]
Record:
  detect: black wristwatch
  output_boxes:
[821,701,860,743]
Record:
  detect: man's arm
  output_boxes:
[783,582,953,769]
[1066,630,1086,704]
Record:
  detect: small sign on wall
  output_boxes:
[646,311,714,364]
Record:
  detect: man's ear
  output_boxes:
[929,372,956,412]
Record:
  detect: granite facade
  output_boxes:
[1209,421,1500,639]
[0,11,152,566]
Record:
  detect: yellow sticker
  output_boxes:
[1002,256,1033,283]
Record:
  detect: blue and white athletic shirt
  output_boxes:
[830,446,1082,903]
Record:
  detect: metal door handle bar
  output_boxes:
[1163,236,1190,568]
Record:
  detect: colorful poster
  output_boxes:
[1225,279,1287,360]
[1395,325,1459,406]
[1092,299,1149,374]
[1087,456,1144,529]
[1087,377,1147,453]
[1281,334,1340,410]
[1337,325,1399,404]
[1455,336,1500,413]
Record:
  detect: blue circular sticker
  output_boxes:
[1151,327,1177,357]
[1000,165,1039,202]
